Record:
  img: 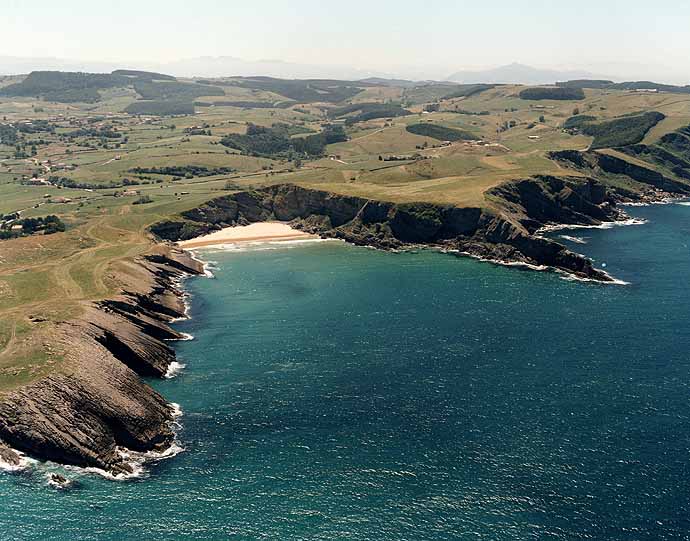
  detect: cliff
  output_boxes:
[0,246,203,475]
[151,176,637,282]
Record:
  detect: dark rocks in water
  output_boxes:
[0,444,21,467]
[49,473,72,489]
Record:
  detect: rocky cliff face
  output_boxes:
[0,246,203,475]
[151,177,635,281]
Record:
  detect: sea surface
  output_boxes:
[2,202,690,540]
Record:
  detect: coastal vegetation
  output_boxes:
[129,165,236,178]
[328,102,412,124]
[579,111,665,149]
[225,77,366,103]
[563,114,597,130]
[220,123,347,158]
[133,81,224,100]
[405,123,477,141]
[558,79,690,94]
[124,100,195,116]
[0,214,65,239]
[519,87,585,100]
[443,83,496,99]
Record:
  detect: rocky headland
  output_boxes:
[0,246,203,476]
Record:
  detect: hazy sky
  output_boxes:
[3,0,689,81]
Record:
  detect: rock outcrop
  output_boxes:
[0,246,203,474]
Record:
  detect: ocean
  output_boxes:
[1,202,690,540]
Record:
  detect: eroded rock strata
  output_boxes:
[151,174,677,282]
[0,247,202,474]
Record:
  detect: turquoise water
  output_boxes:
[1,203,690,540]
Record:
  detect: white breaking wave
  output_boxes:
[164,332,194,343]
[559,235,588,244]
[559,271,630,286]
[538,217,647,234]
[165,361,187,379]
[194,237,336,254]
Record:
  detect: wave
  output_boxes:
[192,237,336,254]
[538,217,647,234]
[46,473,75,490]
[621,197,688,207]
[444,249,549,272]
[164,332,194,343]
[559,235,588,244]
[188,252,215,278]
[559,271,629,286]
[165,361,187,379]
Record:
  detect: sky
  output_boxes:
[2,0,689,82]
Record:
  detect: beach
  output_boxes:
[177,222,316,248]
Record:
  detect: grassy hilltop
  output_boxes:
[2,71,690,392]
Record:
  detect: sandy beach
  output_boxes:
[177,222,317,248]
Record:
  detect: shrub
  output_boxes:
[406,123,476,141]
[580,111,665,149]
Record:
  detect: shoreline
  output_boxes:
[178,222,317,249]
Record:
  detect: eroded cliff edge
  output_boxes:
[152,172,686,282]
[0,246,203,475]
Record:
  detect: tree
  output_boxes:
[539,115,546,123]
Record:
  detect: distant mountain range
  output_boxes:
[446,63,612,85]
[2,56,677,86]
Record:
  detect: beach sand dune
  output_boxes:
[177,222,316,248]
